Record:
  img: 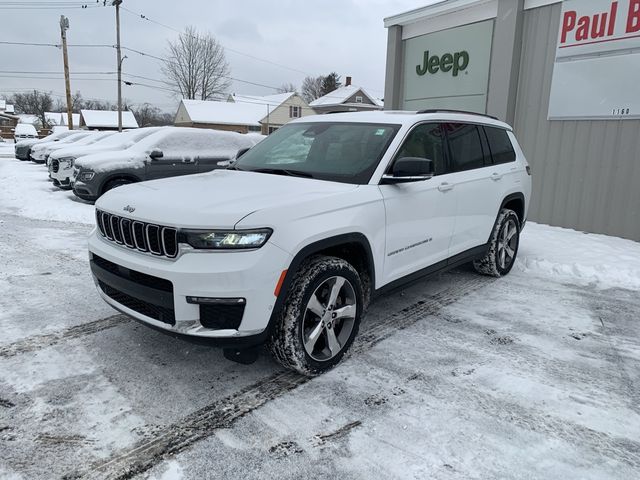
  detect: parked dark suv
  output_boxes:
[72,127,263,201]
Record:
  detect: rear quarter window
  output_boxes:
[484,126,516,164]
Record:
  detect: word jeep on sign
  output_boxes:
[416,50,469,77]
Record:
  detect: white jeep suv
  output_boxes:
[88,110,531,375]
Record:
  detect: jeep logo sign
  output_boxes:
[416,50,469,77]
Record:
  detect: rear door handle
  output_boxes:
[490,172,503,181]
[438,182,454,192]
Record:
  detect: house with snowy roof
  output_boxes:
[79,109,139,130]
[174,92,312,135]
[309,77,383,114]
[45,112,81,128]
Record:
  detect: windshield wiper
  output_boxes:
[249,168,314,178]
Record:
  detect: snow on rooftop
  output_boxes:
[309,85,382,107]
[80,109,138,129]
[181,99,266,126]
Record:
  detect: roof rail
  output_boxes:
[416,109,499,121]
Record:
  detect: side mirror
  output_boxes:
[236,147,250,159]
[381,157,434,184]
[149,149,163,160]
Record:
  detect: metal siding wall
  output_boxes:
[514,4,640,241]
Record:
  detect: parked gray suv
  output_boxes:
[72,127,263,202]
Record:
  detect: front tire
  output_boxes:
[269,255,363,376]
[473,208,520,277]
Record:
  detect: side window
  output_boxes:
[394,123,446,175]
[444,123,486,172]
[484,126,516,164]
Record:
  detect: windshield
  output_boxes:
[233,122,400,184]
[90,128,160,147]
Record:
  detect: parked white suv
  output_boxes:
[88,111,531,375]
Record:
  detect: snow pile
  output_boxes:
[518,222,640,290]
[0,158,94,224]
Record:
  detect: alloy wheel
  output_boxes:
[302,276,357,362]
[497,219,518,270]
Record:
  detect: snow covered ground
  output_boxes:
[0,155,639,479]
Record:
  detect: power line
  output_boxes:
[120,6,311,76]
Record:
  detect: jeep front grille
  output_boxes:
[96,209,178,258]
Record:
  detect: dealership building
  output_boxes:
[384,0,640,241]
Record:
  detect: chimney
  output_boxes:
[346,76,352,87]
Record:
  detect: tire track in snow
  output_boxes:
[0,314,129,358]
[70,275,490,480]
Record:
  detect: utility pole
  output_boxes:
[59,16,74,130]
[113,0,123,132]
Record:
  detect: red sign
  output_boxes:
[560,0,640,49]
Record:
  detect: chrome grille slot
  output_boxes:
[146,225,162,255]
[95,210,178,259]
[111,216,123,244]
[121,219,134,248]
[133,221,147,251]
[96,210,106,236]
[161,227,178,258]
[103,212,114,240]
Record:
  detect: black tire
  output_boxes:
[269,255,364,376]
[103,178,133,195]
[473,208,521,277]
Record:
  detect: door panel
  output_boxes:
[444,123,505,256]
[145,155,197,180]
[380,175,457,283]
[379,122,457,284]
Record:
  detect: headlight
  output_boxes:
[181,228,272,249]
[59,157,75,168]
[79,171,95,182]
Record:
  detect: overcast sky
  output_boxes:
[0,0,426,113]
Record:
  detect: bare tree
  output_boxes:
[8,90,54,127]
[163,26,231,100]
[54,90,84,113]
[301,76,324,103]
[131,103,173,127]
[277,82,298,94]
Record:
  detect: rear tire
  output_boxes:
[269,255,363,376]
[473,208,520,277]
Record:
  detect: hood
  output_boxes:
[75,150,142,173]
[96,169,358,229]
[15,139,40,148]
[50,143,126,161]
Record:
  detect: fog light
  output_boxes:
[186,296,246,305]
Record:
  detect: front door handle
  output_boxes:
[182,158,194,164]
[438,182,454,192]
[490,172,503,181]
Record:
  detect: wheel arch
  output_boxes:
[500,192,525,225]
[266,233,376,335]
[99,173,142,196]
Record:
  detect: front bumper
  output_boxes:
[15,146,31,160]
[30,151,48,163]
[73,179,99,201]
[88,231,292,343]
[49,160,74,187]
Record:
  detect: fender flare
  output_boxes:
[264,232,376,336]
